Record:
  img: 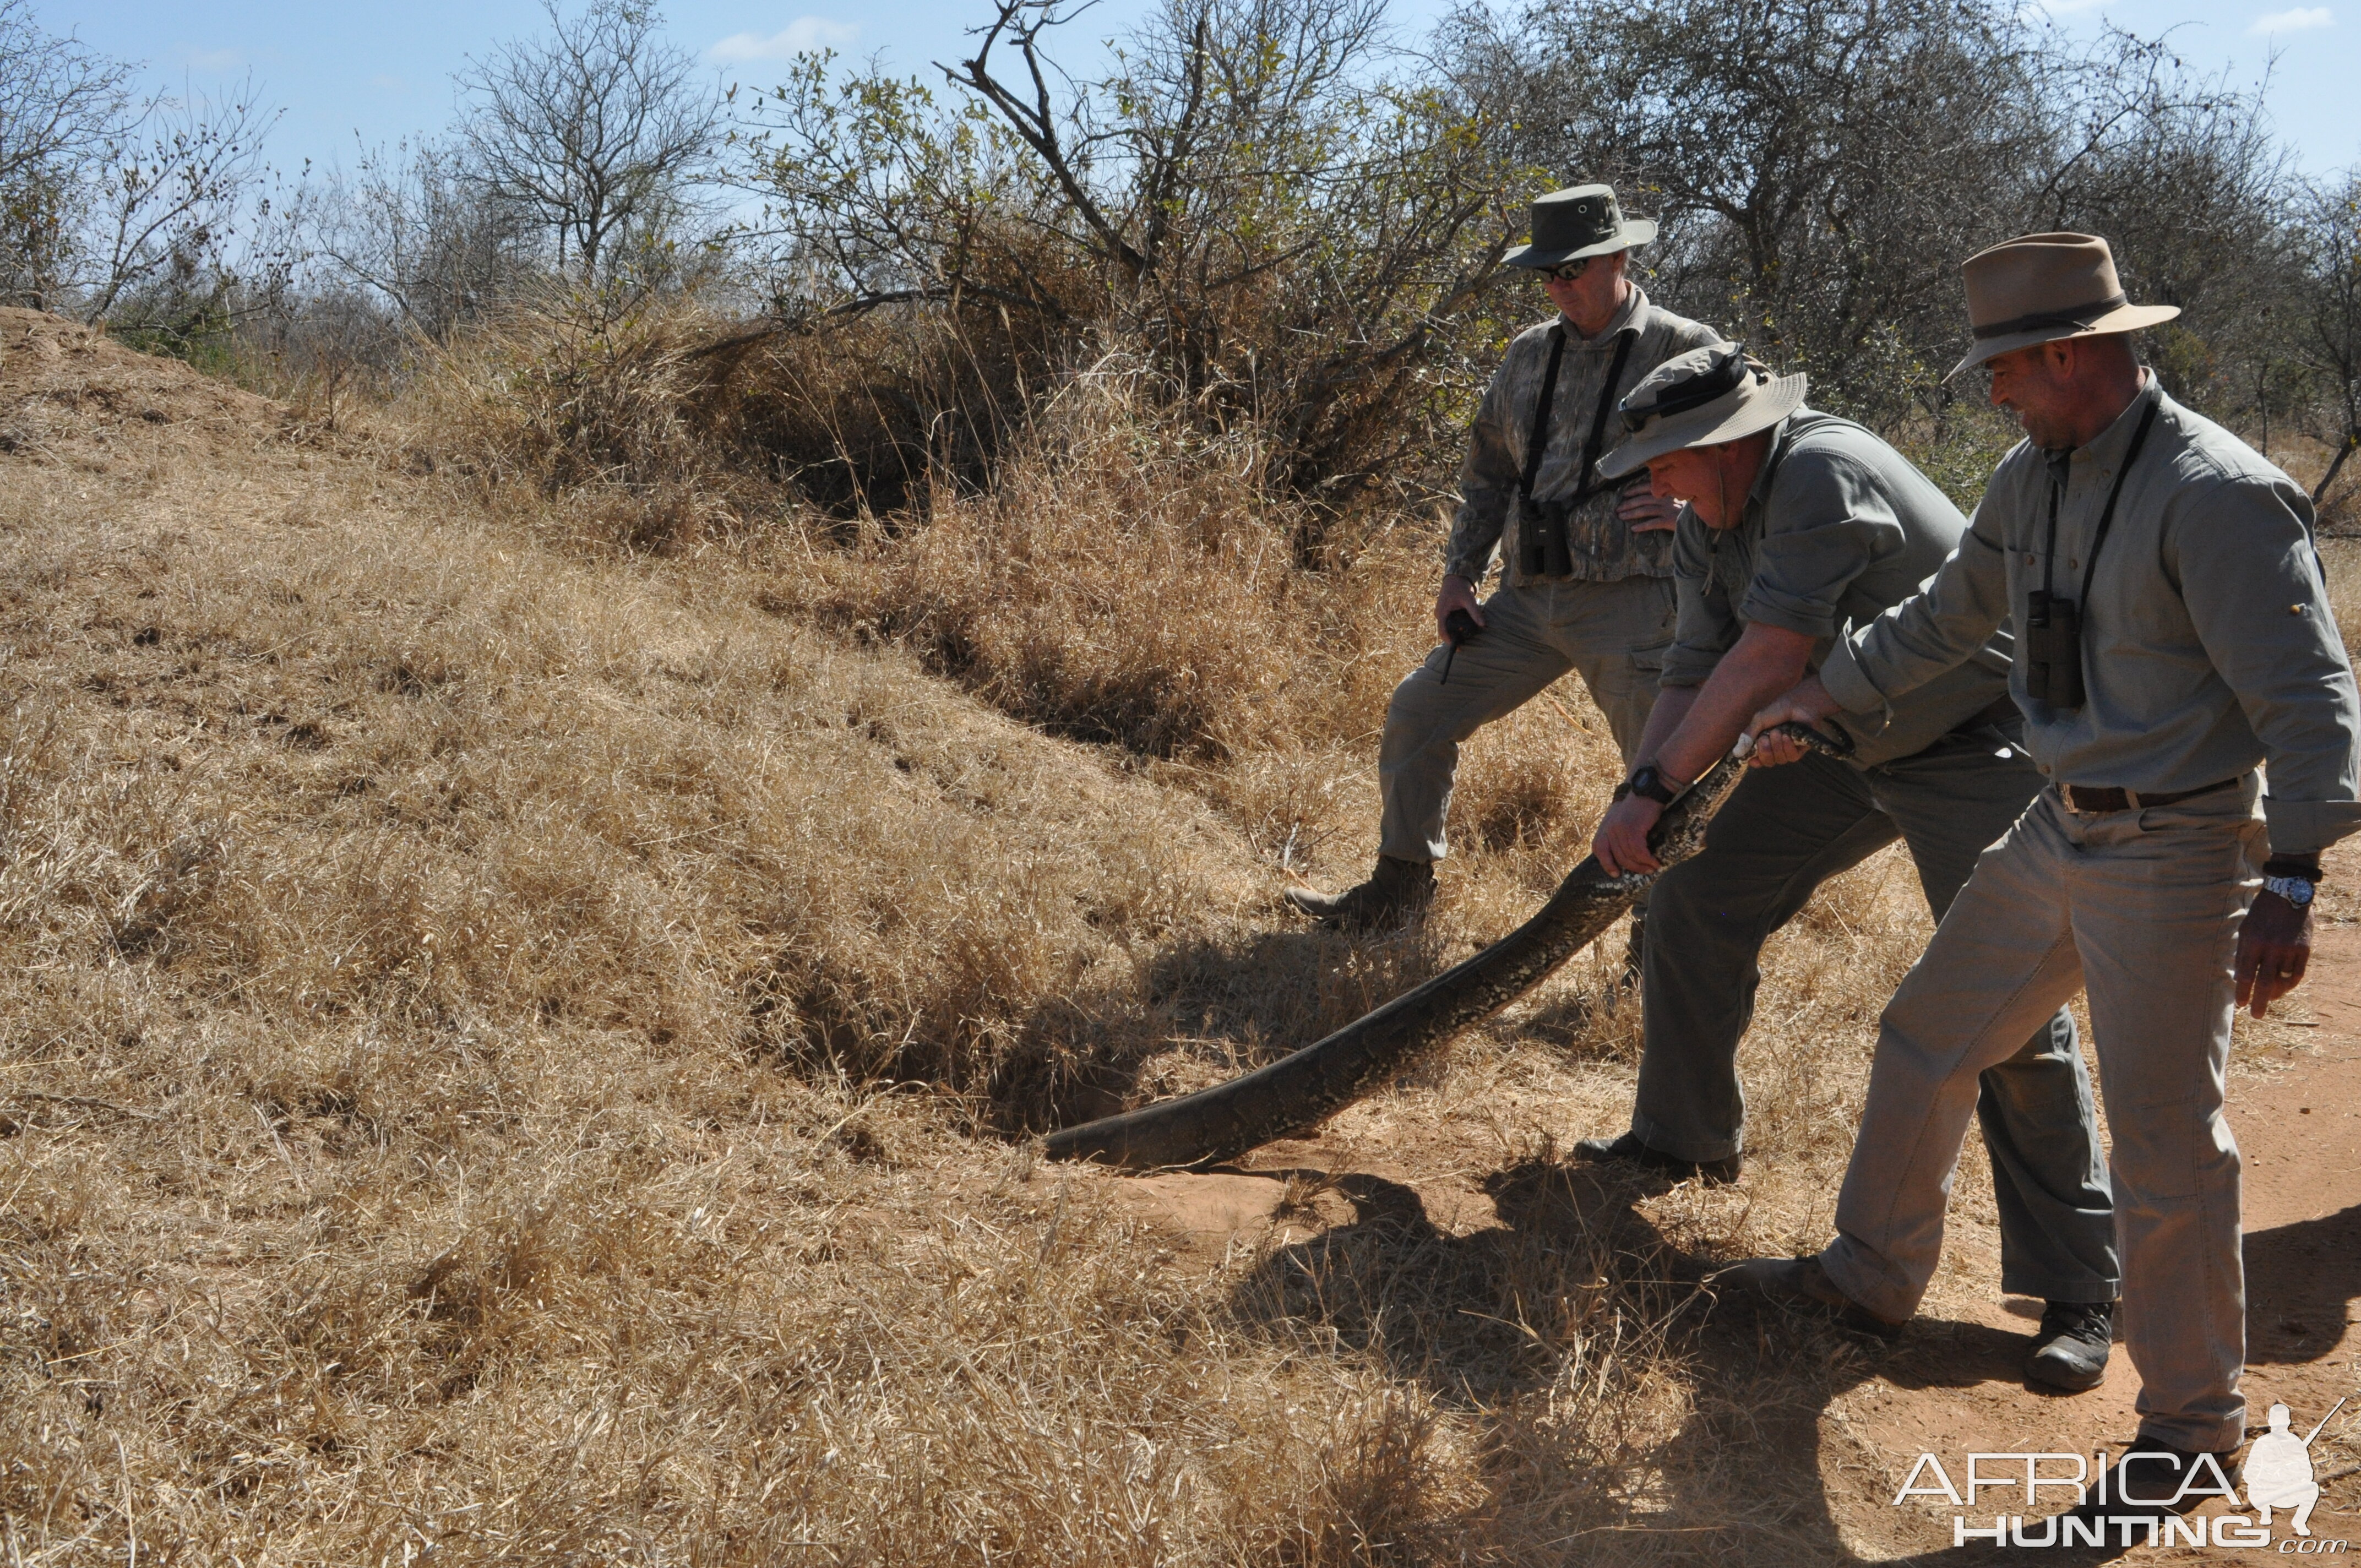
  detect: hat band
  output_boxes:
[1619,353,1751,434]
[1970,292,2128,341]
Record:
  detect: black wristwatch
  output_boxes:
[1622,764,1684,806]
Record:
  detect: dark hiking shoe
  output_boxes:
[2056,1440,2242,1529]
[2026,1299,2115,1393]
[1284,854,1434,934]
[1570,1130,1740,1186]
[1718,1254,1907,1337]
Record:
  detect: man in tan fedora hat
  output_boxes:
[1733,232,2361,1518]
[1287,183,1718,934]
[1573,343,2120,1388]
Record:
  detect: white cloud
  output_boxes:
[2250,6,2333,32]
[708,18,859,64]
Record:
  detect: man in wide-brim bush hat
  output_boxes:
[1287,183,1717,940]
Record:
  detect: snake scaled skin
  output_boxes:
[1042,724,1848,1169]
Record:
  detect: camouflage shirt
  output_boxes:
[1445,284,1721,587]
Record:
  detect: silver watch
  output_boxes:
[2263,874,2316,908]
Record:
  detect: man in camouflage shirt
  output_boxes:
[1288,184,1721,934]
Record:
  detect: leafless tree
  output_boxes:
[2293,172,2361,508]
[0,0,133,308]
[455,0,721,286]
[312,136,538,340]
[0,1,281,336]
[75,80,279,326]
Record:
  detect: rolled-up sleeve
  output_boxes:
[2172,475,2361,854]
[1661,511,1736,688]
[1823,523,2013,717]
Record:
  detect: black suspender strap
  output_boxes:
[1518,326,1566,502]
[1517,325,1639,503]
[1571,330,1638,504]
[1516,324,1639,579]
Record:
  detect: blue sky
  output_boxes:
[41,0,2361,183]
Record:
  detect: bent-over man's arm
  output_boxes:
[1595,447,1898,872]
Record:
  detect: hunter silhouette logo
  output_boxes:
[2249,1398,2344,1537]
[1892,1397,2352,1550]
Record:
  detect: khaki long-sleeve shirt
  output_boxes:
[1446,285,1720,586]
[1665,407,2012,766]
[1821,375,2361,854]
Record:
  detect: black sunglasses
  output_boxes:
[1619,351,1754,433]
[1539,257,1596,282]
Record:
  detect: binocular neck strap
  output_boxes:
[2042,398,2161,606]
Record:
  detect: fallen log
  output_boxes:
[1045,725,1842,1170]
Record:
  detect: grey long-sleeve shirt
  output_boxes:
[1446,284,1720,586]
[1821,375,2361,854]
[1664,407,2012,766]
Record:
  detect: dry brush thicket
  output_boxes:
[0,301,2345,1567]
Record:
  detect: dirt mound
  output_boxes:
[0,306,286,448]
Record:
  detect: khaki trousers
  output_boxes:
[1634,731,2117,1304]
[1378,576,1674,863]
[1821,781,2261,1454]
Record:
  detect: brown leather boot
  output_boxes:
[1285,854,1435,934]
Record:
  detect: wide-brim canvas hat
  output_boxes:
[1505,183,1658,269]
[1949,232,2180,378]
[1597,344,1805,479]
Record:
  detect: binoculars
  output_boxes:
[2022,589,2086,709]
[1519,496,1576,578]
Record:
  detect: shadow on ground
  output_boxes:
[1236,1158,2361,1562]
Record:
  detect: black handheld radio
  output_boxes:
[1439,607,1482,685]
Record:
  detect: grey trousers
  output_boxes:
[1823,781,2260,1453]
[1378,576,1674,863]
[1633,728,2119,1303]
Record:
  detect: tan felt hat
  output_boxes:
[1597,343,1805,480]
[1505,183,1658,269]
[1949,231,2180,378]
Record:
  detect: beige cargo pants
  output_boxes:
[1820,780,2262,1455]
[1377,575,1674,863]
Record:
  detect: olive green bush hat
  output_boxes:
[1597,344,1805,479]
[1504,183,1658,270]
[1949,231,2180,378]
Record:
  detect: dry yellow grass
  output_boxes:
[0,308,2347,1564]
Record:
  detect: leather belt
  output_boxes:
[2057,777,2242,814]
